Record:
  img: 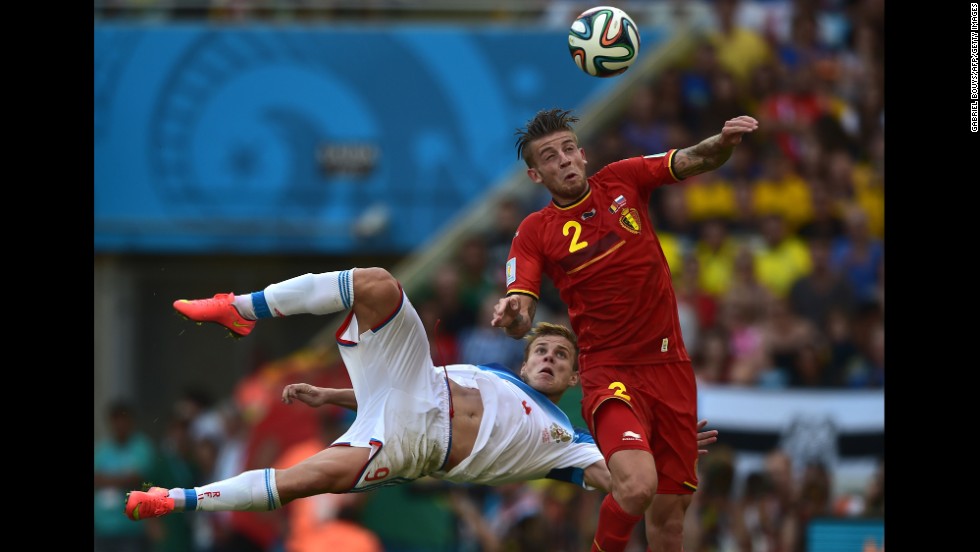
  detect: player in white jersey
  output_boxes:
[124,267,717,522]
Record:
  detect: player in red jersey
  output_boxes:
[491,109,758,552]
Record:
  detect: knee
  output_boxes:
[646,494,691,551]
[646,515,684,544]
[275,463,352,505]
[612,475,657,514]
[353,267,400,299]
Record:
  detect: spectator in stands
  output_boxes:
[753,213,812,298]
[862,458,884,517]
[843,318,884,388]
[797,181,846,241]
[416,263,476,356]
[759,295,821,387]
[584,126,630,174]
[147,412,199,552]
[705,0,774,88]
[757,62,827,166]
[687,445,736,551]
[484,195,526,288]
[825,147,884,240]
[794,462,834,549]
[731,470,778,552]
[620,84,672,158]
[821,307,863,388]
[760,449,800,552]
[454,235,497,321]
[829,204,883,304]
[691,326,732,385]
[693,217,741,299]
[677,41,722,132]
[727,176,760,240]
[720,246,774,386]
[699,70,752,145]
[683,173,738,228]
[787,236,858,329]
[751,148,813,233]
[776,10,835,71]
[95,400,156,552]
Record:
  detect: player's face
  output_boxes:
[527,131,588,204]
[520,335,579,403]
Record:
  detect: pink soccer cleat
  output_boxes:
[174,293,256,337]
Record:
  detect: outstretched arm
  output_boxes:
[490,294,537,339]
[672,115,759,179]
[583,460,612,493]
[281,383,358,411]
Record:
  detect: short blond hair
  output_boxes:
[523,322,580,372]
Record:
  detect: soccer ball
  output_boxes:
[568,6,640,78]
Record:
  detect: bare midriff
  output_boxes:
[442,380,484,471]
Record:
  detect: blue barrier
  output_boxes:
[94,24,664,254]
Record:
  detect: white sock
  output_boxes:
[258,270,355,318]
[168,468,283,512]
[232,294,257,320]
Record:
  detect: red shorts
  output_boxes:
[580,361,699,494]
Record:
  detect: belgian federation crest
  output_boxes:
[619,207,641,234]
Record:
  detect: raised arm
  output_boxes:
[672,116,759,180]
[281,383,358,411]
[490,294,538,339]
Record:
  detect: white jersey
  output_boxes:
[433,363,603,489]
[330,288,602,492]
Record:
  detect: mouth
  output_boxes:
[540,367,554,377]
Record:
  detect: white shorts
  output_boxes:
[330,289,452,492]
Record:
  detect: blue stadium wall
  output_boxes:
[94,24,665,254]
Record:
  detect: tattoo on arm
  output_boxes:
[504,299,537,338]
[673,134,734,179]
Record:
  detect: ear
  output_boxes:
[527,167,543,184]
[568,371,579,387]
[579,147,588,164]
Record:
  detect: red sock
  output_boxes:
[591,494,642,552]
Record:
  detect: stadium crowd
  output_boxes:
[95,1,884,551]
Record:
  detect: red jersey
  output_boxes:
[505,152,691,368]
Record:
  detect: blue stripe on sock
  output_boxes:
[340,270,352,309]
[264,469,274,510]
[252,291,272,318]
[184,489,197,511]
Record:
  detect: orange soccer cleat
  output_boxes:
[125,487,174,521]
[173,293,255,337]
